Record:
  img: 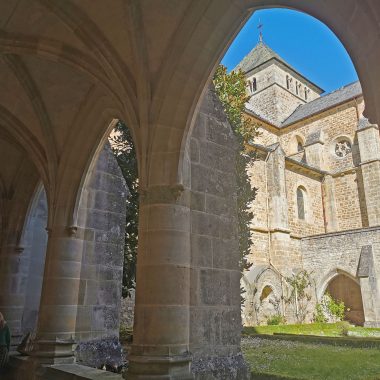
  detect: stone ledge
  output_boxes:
[301,225,380,240]
[43,364,122,379]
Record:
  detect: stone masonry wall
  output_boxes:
[76,142,127,342]
[279,100,366,231]
[286,170,325,237]
[189,87,249,379]
[302,227,380,299]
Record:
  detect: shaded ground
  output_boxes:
[242,336,380,380]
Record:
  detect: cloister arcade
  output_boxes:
[0,1,380,379]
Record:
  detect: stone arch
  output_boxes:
[175,1,378,191]
[294,134,305,153]
[243,265,283,325]
[319,269,364,325]
[317,268,358,300]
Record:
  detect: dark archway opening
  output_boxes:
[326,274,364,326]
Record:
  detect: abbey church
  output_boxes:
[239,40,380,327]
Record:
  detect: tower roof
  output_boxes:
[234,41,324,94]
[233,41,287,73]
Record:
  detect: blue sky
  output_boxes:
[221,9,358,94]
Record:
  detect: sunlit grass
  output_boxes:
[243,337,380,380]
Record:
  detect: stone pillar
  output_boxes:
[0,242,29,349]
[357,119,380,226]
[30,225,84,363]
[322,175,338,232]
[267,145,289,231]
[304,130,325,169]
[357,245,380,327]
[126,185,193,380]
[266,145,292,269]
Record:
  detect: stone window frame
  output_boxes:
[294,184,310,222]
[330,135,353,160]
[291,134,305,154]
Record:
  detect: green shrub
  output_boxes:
[314,303,327,323]
[267,314,286,325]
[326,293,345,321]
[338,321,351,336]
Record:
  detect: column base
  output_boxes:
[26,337,76,365]
[125,353,194,380]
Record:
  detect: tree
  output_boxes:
[110,121,139,298]
[213,65,259,272]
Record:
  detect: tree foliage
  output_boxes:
[284,270,313,323]
[109,121,139,298]
[213,64,259,272]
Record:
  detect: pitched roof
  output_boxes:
[233,41,288,73]
[234,41,323,94]
[281,81,362,127]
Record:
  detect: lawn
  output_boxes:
[242,336,380,380]
[243,322,380,338]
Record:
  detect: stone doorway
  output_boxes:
[326,274,365,325]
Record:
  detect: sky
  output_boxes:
[221,8,358,94]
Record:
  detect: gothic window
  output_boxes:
[304,87,308,100]
[252,77,257,92]
[297,186,306,220]
[295,81,299,95]
[335,139,352,158]
[260,286,273,301]
[286,75,290,89]
[247,78,257,94]
[295,135,304,152]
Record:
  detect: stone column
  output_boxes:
[357,119,380,226]
[30,225,84,363]
[126,185,193,380]
[322,175,338,232]
[304,130,325,169]
[0,242,29,349]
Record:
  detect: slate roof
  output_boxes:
[281,81,362,127]
[234,41,323,93]
[233,41,288,73]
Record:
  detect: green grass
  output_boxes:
[243,322,380,338]
[242,337,380,380]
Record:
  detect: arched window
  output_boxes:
[297,186,306,220]
[247,78,257,94]
[295,81,299,95]
[304,86,308,100]
[260,285,273,301]
[286,75,290,89]
[251,77,257,92]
